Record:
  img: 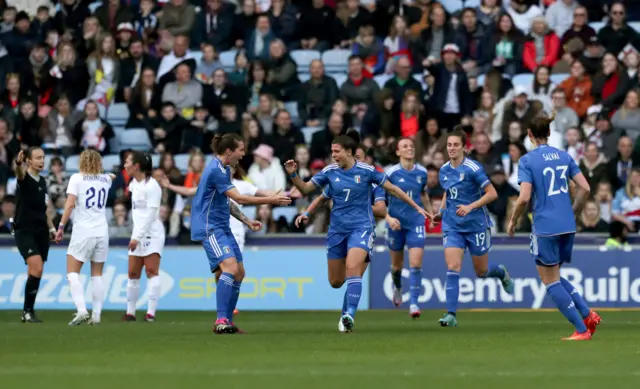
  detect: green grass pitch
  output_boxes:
[1,310,640,389]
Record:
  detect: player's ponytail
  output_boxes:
[212,133,243,155]
[529,112,556,140]
[131,150,153,176]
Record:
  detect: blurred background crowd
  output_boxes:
[0,0,639,246]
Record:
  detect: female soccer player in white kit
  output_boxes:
[55,150,115,325]
[123,151,166,322]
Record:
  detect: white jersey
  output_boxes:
[230,179,258,237]
[129,177,165,241]
[67,173,113,239]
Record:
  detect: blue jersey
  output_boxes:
[386,163,427,228]
[322,184,386,208]
[439,158,492,233]
[190,157,235,241]
[312,162,387,234]
[517,144,580,236]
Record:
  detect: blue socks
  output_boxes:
[409,267,421,306]
[227,281,242,322]
[345,276,362,318]
[482,263,505,279]
[391,269,402,289]
[561,277,590,319]
[546,281,588,333]
[216,273,234,321]
[341,290,348,315]
[445,271,460,315]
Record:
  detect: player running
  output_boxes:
[123,151,165,322]
[385,138,434,318]
[56,150,115,325]
[294,137,387,332]
[433,129,514,327]
[191,133,291,334]
[285,135,431,332]
[508,114,601,341]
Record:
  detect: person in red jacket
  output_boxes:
[523,16,560,72]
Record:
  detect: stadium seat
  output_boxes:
[98,104,107,118]
[119,129,152,151]
[329,73,347,87]
[191,50,203,64]
[512,73,534,87]
[219,50,237,71]
[107,103,129,126]
[272,206,299,224]
[102,154,120,173]
[322,49,351,72]
[550,74,568,85]
[283,102,300,124]
[476,74,486,85]
[302,126,323,144]
[589,22,605,32]
[290,50,321,69]
[105,207,113,222]
[243,206,257,219]
[298,73,311,83]
[110,127,125,154]
[88,2,101,13]
[174,154,191,173]
[440,0,479,13]
[631,22,640,31]
[152,154,161,168]
[65,155,81,172]
[374,74,392,88]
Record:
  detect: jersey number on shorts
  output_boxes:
[86,187,106,209]
[475,232,486,247]
[448,187,458,199]
[543,165,568,197]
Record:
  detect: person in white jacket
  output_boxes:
[247,144,286,192]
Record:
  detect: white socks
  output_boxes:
[127,279,140,315]
[147,276,161,316]
[91,276,104,320]
[67,272,87,315]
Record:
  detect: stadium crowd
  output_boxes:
[0,0,639,245]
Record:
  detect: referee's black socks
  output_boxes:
[23,275,41,312]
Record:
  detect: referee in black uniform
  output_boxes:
[14,147,56,323]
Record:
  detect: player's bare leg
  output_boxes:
[213,257,239,334]
[67,255,90,326]
[143,254,161,322]
[389,250,404,307]
[439,248,463,327]
[22,255,44,323]
[408,248,423,319]
[472,253,514,294]
[89,261,105,325]
[124,256,143,321]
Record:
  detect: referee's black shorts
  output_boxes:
[15,228,50,264]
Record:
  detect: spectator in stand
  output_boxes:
[608,136,638,191]
[115,23,135,59]
[119,38,158,103]
[217,101,242,135]
[334,0,374,48]
[494,120,523,156]
[360,88,397,146]
[43,95,81,156]
[416,118,445,164]
[612,168,640,232]
[22,43,52,103]
[127,67,162,128]
[0,195,15,234]
[425,163,444,197]
[95,0,135,34]
[559,6,595,57]
[77,16,102,60]
[597,2,639,57]
[266,39,300,101]
[248,144,286,191]
[203,68,244,120]
[565,127,585,163]
[398,90,424,138]
[0,6,15,33]
[500,85,542,136]
[507,0,542,35]
[413,5,453,72]
[383,15,412,74]
[268,109,304,163]
[194,44,223,85]
[486,13,524,77]
[233,0,257,49]
[580,142,608,195]
[54,0,91,39]
[592,52,630,111]
[73,100,115,154]
[559,58,593,118]
[0,117,19,167]
[455,7,490,75]
[469,131,499,170]
[522,16,560,73]
[15,100,41,148]
[622,48,640,80]
[545,0,578,38]
[83,33,119,109]
[298,60,339,128]
[150,102,190,154]
[587,113,625,161]
[310,113,345,161]
[0,73,25,120]
[134,0,160,50]
[352,25,385,78]
[246,14,275,62]
[183,150,204,189]
[109,200,133,238]
[246,60,274,112]
[595,181,613,223]
[296,0,334,52]
[156,35,196,85]
[240,117,264,169]
[476,0,501,27]
[160,152,183,184]
[162,62,202,119]
[45,156,68,205]
[340,55,380,120]
[425,44,472,132]
[578,199,609,233]
[612,89,640,141]
[268,0,298,46]
[383,57,422,113]
[2,11,36,68]
[253,204,277,234]
[483,68,514,103]
[191,0,234,52]
[295,145,311,180]
[48,42,89,108]
[160,0,196,38]
[551,88,579,136]
[486,164,518,233]
[527,65,554,111]
[227,50,250,85]
[252,92,277,134]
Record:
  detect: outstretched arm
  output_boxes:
[284,160,320,195]
[382,181,431,219]
[229,202,262,231]
[226,187,291,206]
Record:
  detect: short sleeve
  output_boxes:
[473,165,490,189]
[321,186,332,199]
[373,185,386,203]
[147,181,162,208]
[370,169,387,186]
[517,157,532,185]
[568,158,581,179]
[210,165,235,194]
[311,171,329,188]
[421,171,428,192]
[66,174,80,196]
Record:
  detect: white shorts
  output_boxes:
[128,235,165,258]
[233,231,245,253]
[67,236,109,263]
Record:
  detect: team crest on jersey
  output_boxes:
[417,177,422,184]
[354,175,361,183]
[223,247,231,254]
[459,173,465,181]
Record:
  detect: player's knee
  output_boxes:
[447,263,461,273]
[475,268,488,277]
[145,268,159,278]
[128,271,141,279]
[29,265,43,278]
[329,278,344,289]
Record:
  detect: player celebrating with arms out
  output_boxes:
[285,135,432,332]
[433,129,514,327]
[385,138,434,318]
[508,114,601,341]
[56,150,115,325]
[191,133,291,334]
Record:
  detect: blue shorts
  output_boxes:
[203,229,243,272]
[327,229,374,260]
[443,229,491,257]
[530,232,574,266]
[387,225,426,251]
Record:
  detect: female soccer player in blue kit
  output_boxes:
[190,133,291,334]
[285,135,431,332]
[385,138,434,319]
[508,114,601,341]
[433,129,514,327]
